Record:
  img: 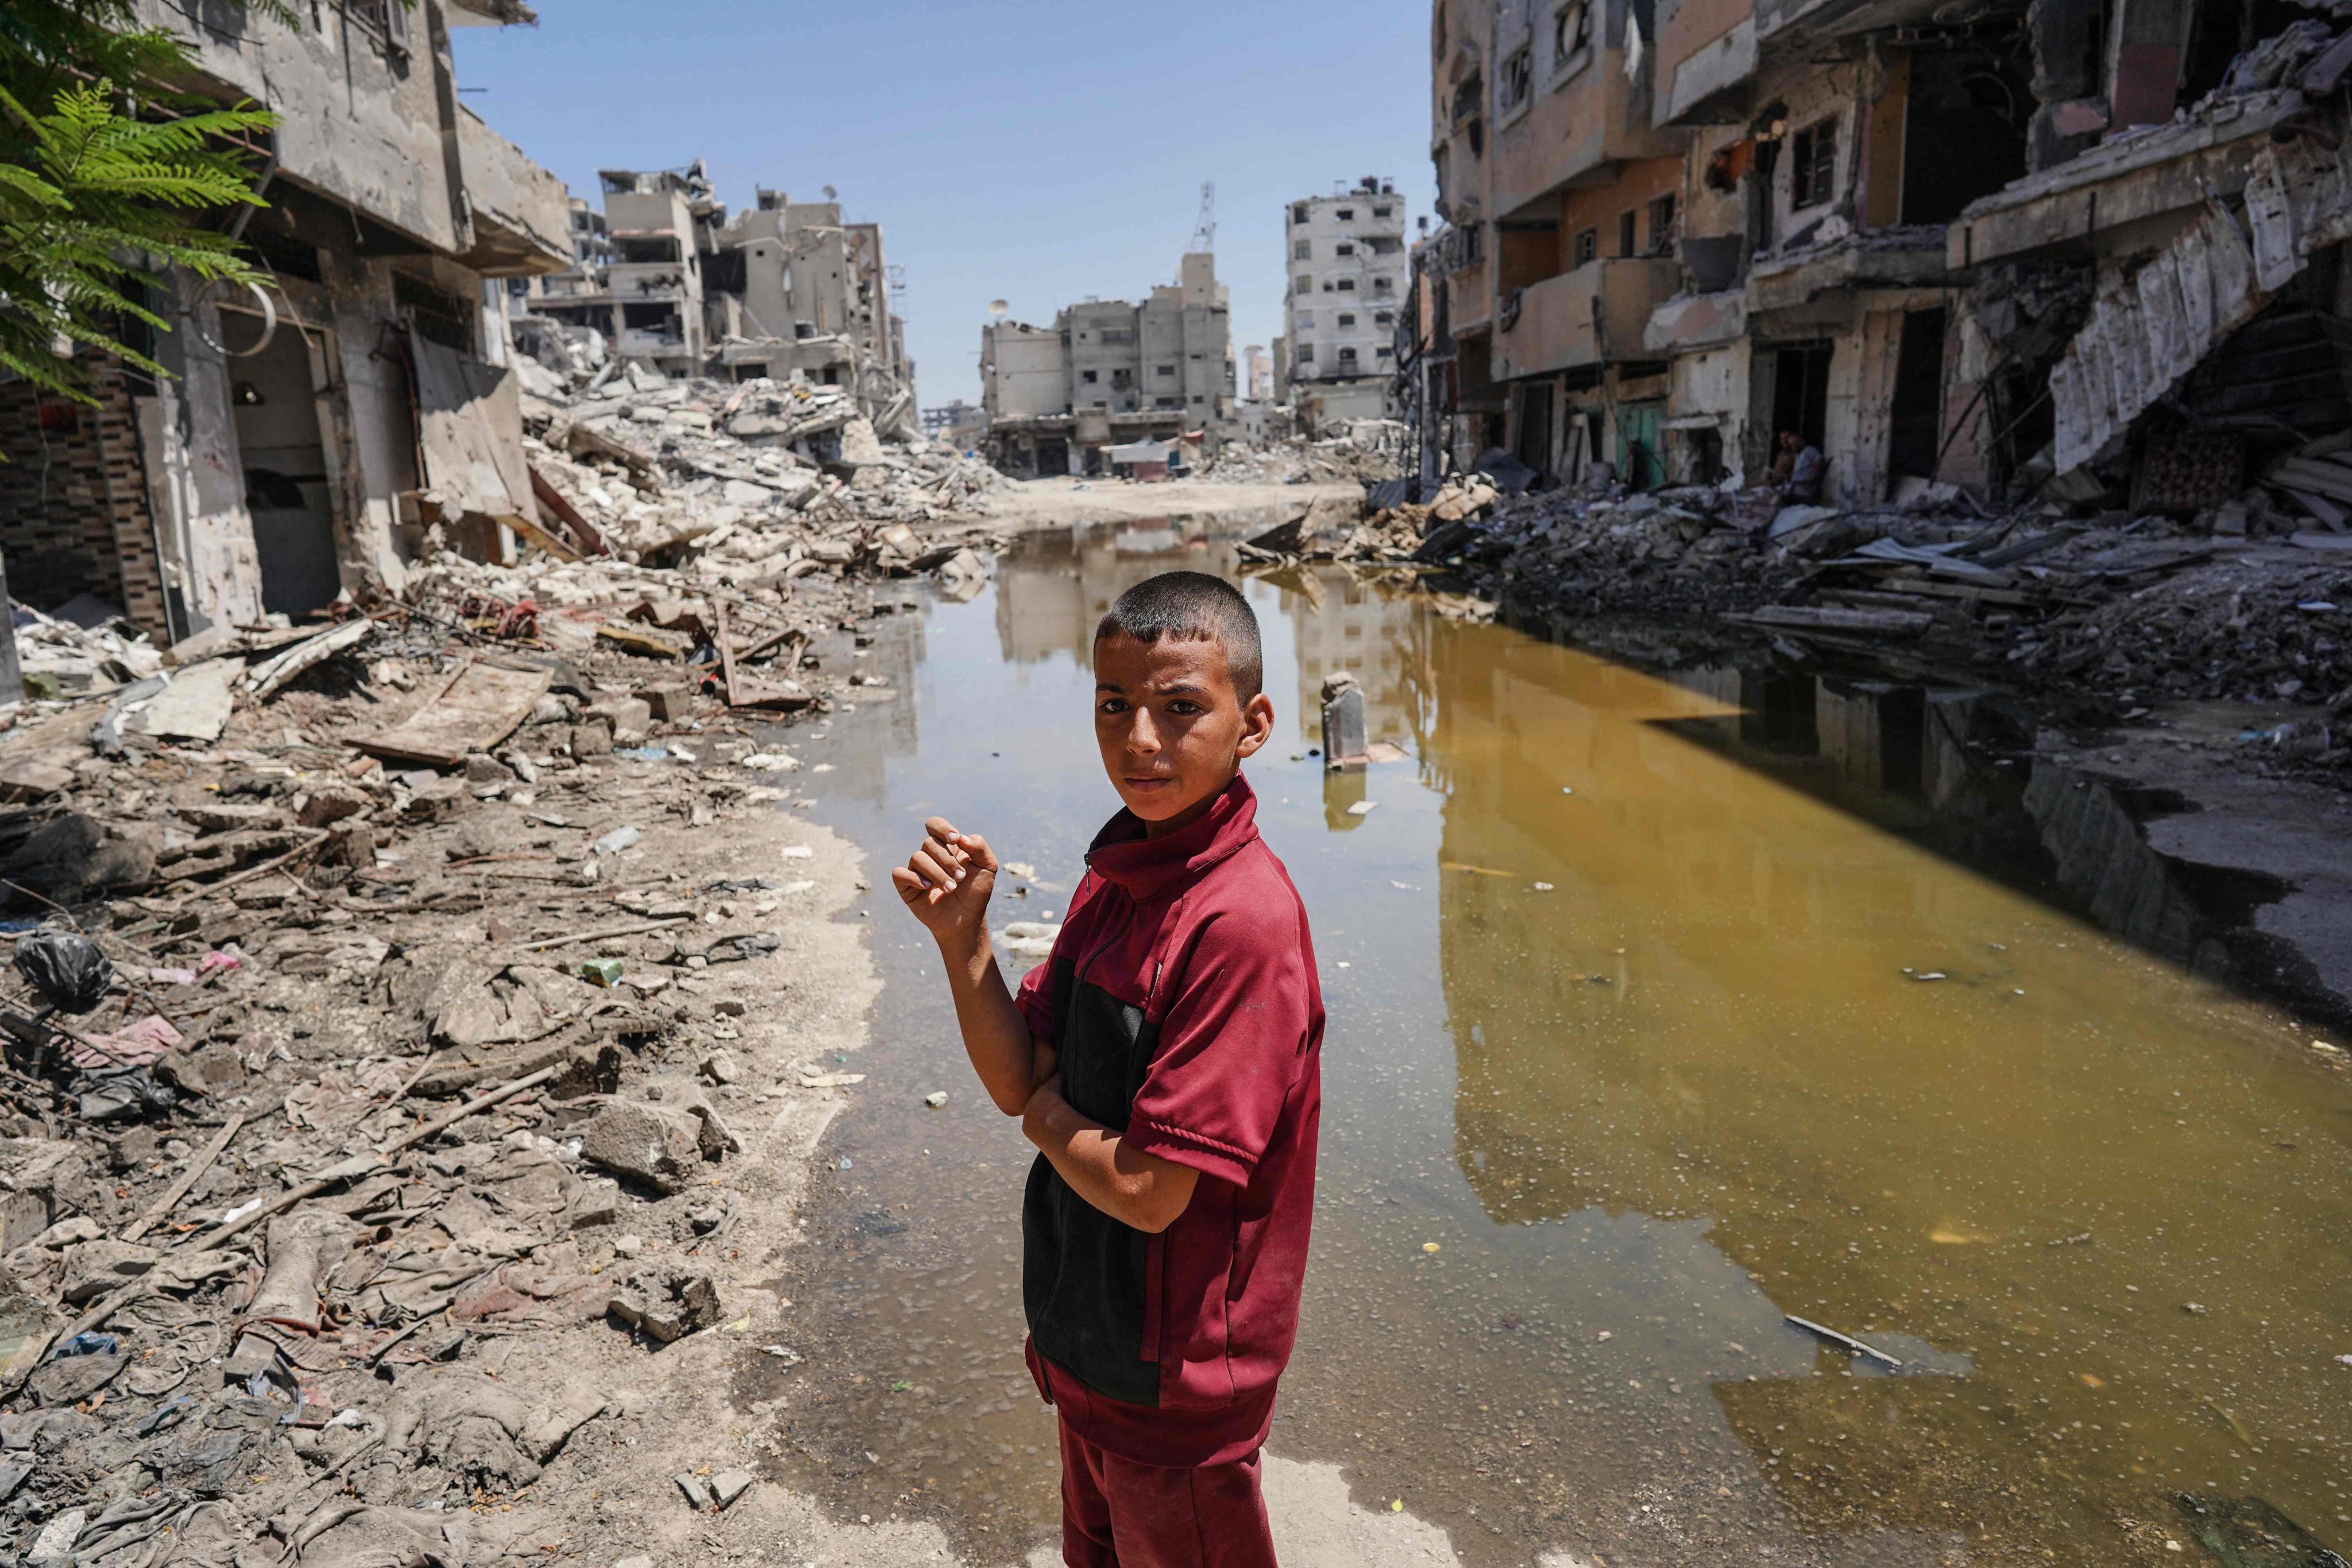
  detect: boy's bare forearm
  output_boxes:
[1022,1086,1198,1234]
[935,930,1046,1114]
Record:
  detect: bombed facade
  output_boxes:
[1412,0,2352,519]
[524,172,917,438]
[0,0,571,643]
[1284,180,1414,434]
[977,252,1237,477]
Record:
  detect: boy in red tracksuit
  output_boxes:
[892,570,1323,1567]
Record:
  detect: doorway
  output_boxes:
[1888,308,1947,481]
[1515,382,1555,480]
[230,322,341,615]
[1768,341,1832,450]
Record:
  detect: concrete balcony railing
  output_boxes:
[1491,258,1682,380]
[615,329,689,358]
[1451,265,1494,333]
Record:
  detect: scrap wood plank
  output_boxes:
[1733,605,1935,639]
[493,509,584,565]
[714,600,813,711]
[352,661,551,767]
[528,464,609,555]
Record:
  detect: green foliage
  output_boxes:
[1,0,281,401]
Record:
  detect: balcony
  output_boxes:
[1451,265,1494,334]
[1745,228,1951,315]
[455,106,570,276]
[1491,259,1682,379]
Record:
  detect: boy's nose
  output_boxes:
[1126,710,1161,753]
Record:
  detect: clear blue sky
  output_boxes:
[452,1,1436,410]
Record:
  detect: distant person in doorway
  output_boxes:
[893,572,1324,1567]
[1773,430,1825,504]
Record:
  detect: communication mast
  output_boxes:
[1189,181,1216,253]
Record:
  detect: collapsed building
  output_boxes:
[523,169,916,438]
[976,252,1238,477]
[0,0,572,640]
[1410,0,2352,520]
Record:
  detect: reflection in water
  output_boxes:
[756,520,2352,1568]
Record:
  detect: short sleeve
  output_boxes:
[1014,950,1058,1042]
[1011,869,1102,1043]
[1123,909,1311,1188]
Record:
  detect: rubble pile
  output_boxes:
[1204,422,1407,486]
[1267,468,2352,773]
[509,358,1011,572]
[0,353,991,1554]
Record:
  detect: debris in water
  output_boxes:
[1346,800,1378,816]
[1785,1314,1904,1369]
[1531,882,1554,891]
[1422,1242,1440,1254]
[924,1091,948,1108]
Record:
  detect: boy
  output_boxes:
[891,571,1323,1567]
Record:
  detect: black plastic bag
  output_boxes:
[14,930,114,1013]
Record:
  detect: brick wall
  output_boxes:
[0,360,170,638]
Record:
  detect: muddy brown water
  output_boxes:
[748,515,2352,1567]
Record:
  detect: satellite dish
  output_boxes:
[822,184,838,200]
[988,299,1009,318]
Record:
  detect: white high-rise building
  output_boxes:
[1283,178,1407,433]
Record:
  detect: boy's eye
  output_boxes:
[1098,697,1129,714]
[1165,700,1203,716]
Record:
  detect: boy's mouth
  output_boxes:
[1124,775,1177,794]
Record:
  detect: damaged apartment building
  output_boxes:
[1413,0,2352,513]
[0,0,573,647]
[526,169,917,437]
[978,252,1237,477]
[1277,180,1413,434]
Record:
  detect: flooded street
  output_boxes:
[754,515,2352,1568]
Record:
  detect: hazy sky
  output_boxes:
[451,1,1436,409]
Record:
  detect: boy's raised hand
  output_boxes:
[891,817,998,949]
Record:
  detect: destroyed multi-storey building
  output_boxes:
[1410,0,2352,515]
[0,0,572,644]
[706,190,915,433]
[978,252,1237,476]
[1284,180,1413,432]
[527,165,710,377]
[524,173,917,435]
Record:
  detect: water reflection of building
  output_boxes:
[1272,567,1430,748]
[1415,622,2348,1551]
[992,522,1242,666]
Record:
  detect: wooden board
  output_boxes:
[352,662,550,768]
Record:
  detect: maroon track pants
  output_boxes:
[1057,1419,1277,1568]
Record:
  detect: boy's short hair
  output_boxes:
[1094,571,1264,702]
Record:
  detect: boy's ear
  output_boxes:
[1235,692,1276,760]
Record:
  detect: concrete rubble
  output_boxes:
[1259,465,2352,782]
[0,360,997,1561]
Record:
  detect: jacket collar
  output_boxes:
[1085,773,1259,901]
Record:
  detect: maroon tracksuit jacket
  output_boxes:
[1015,772,1323,1468]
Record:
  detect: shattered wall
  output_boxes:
[0,363,169,635]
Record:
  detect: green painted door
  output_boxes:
[1618,401,1664,491]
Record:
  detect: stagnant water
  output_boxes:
[747,515,2352,1568]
